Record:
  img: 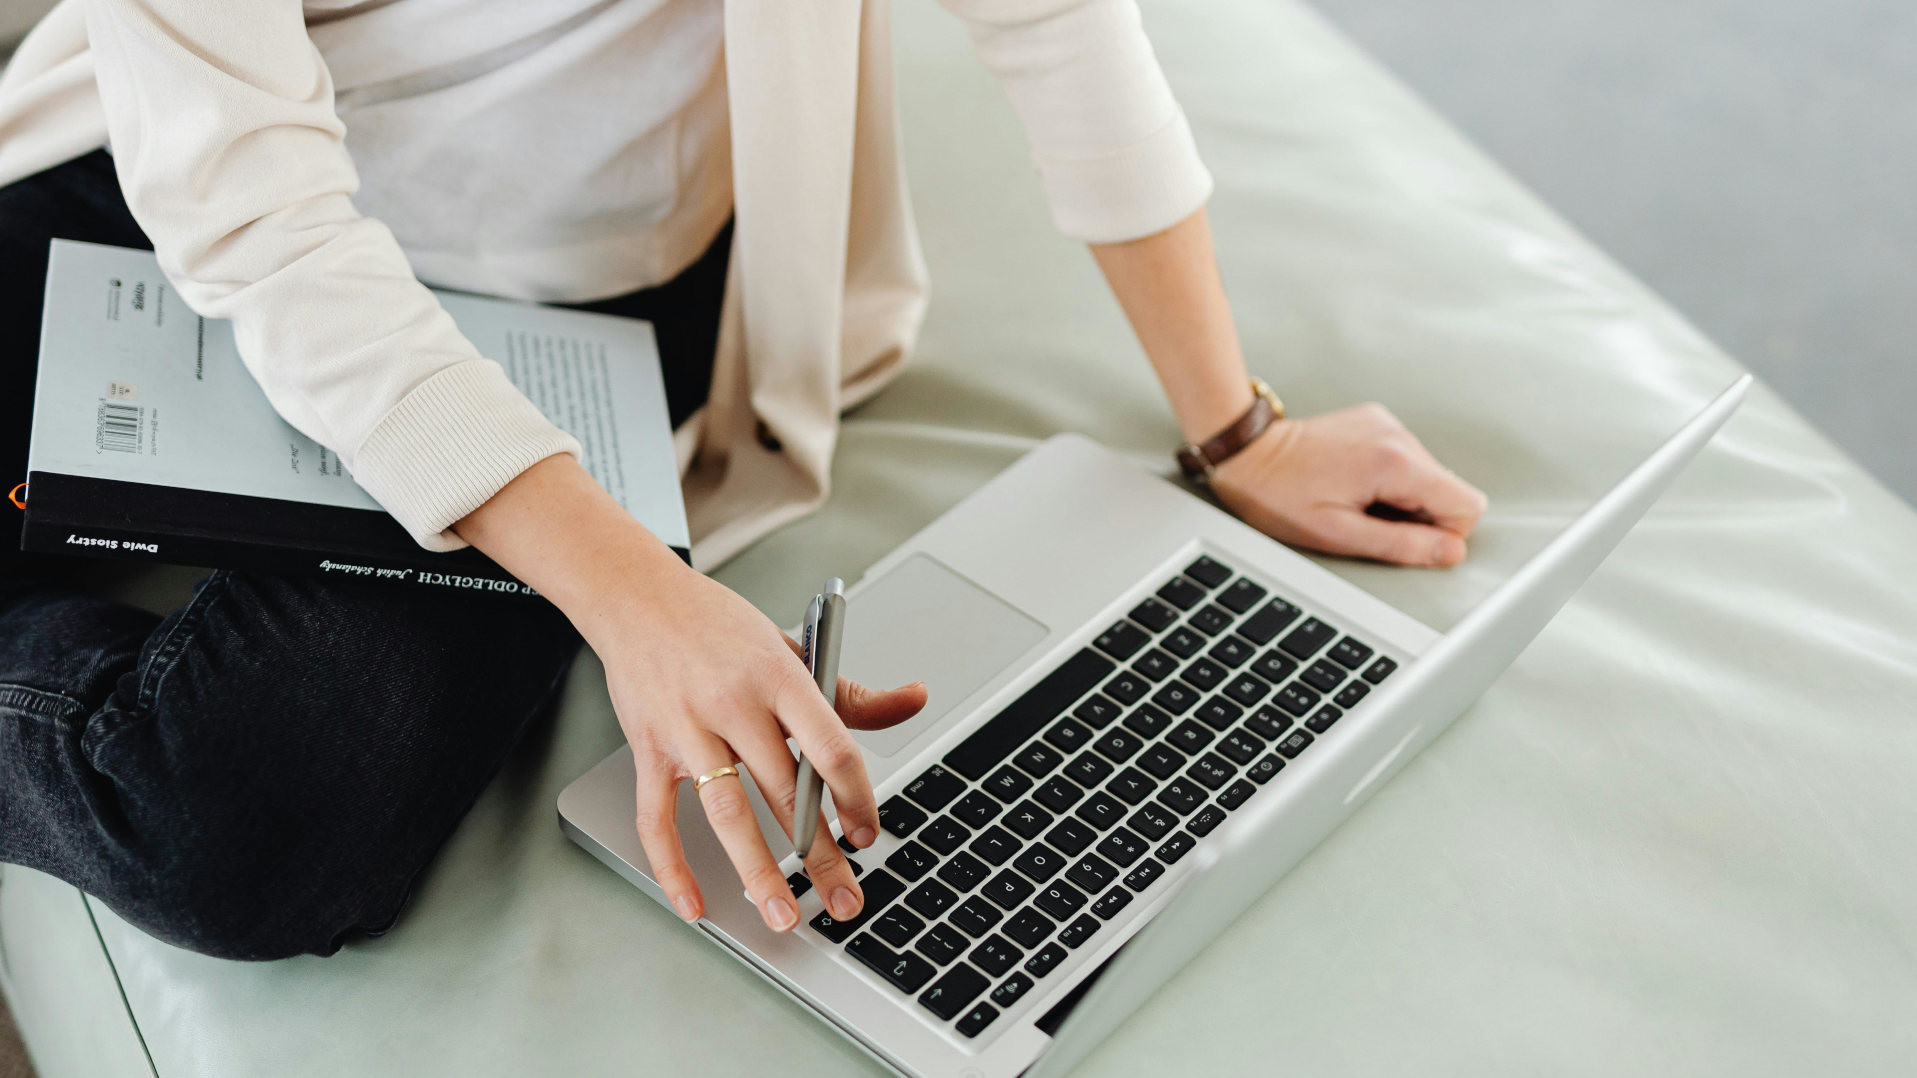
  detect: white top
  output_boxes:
[0,0,1212,551]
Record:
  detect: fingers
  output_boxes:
[1375,450,1488,537]
[686,736,802,933]
[1313,508,1469,567]
[766,655,884,850]
[634,758,703,923]
[728,719,867,923]
[834,678,929,731]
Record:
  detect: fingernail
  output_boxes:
[673,894,698,921]
[851,826,877,848]
[763,894,798,931]
[830,887,862,921]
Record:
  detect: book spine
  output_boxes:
[19,517,542,598]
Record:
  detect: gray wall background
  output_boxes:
[1309,0,1915,504]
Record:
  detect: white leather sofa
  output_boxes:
[5,2,1915,1075]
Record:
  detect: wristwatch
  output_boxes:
[1175,377,1285,484]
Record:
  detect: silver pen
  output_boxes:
[792,577,845,857]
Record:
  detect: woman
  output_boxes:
[0,0,1485,959]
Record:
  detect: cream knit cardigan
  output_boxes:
[0,0,1211,568]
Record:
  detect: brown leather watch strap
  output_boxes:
[1175,378,1285,484]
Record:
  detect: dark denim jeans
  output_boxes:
[0,152,723,960]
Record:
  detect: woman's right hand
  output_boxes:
[455,455,927,934]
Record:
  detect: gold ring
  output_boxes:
[691,765,740,792]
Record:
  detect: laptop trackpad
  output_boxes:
[839,553,1048,759]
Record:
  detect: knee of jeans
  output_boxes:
[133,850,407,962]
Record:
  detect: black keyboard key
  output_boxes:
[1034,776,1085,813]
[1005,909,1057,949]
[1096,828,1148,867]
[938,851,990,892]
[1138,743,1188,779]
[1247,754,1286,784]
[1187,805,1227,837]
[905,880,958,919]
[1279,617,1337,660]
[956,1002,1000,1038]
[1157,779,1204,815]
[970,826,1022,866]
[1218,577,1267,613]
[1025,942,1068,978]
[952,791,1002,829]
[1307,705,1343,733]
[919,964,990,1021]
[1275,683,1320,716]
[1217,779,1257,811]
[1066,853,1118,892]
[1093,620,1151,661]
[1123,703,1173,739]
[903,766,966,812]
[983,765,1034,803]
[1123,858,1165,891]
[945,649,1113,780]
[1302,659,1346,694]
[1044,718,1094,755]
[1106,767,1157,805]
[1156,576,1205,610]
[1074,791,1127,830]
[1092,728,1143,763]
[1127,802,1177,840]
[1222,673,1271,708]
[1237,599,1301,644]
[885,840,939,881]
[1102,672,1148,705]
[845,858,864,877]
[920,816,972,854]
[1244,704,1291,740]
[1013,741,1065,779]
[1046,817,1097,855]
[950,896,1003,937]
[872,905,926,947]
[982,870,1036,910]
[848,933,937,994]
[1057,914,1100,949]
[809,869,907,942]
[1151,680,1200,714]
[1034,880,1089,919]
[1013,843,1066,882]
[1072,694,1123,729]
[970,935,1022,977]
[1156,832,1197,865]
[1187,752,1236,790]
[1131,649,1178,682]
[916,924,968,965]
[1169,719,1214,754]
[1161,627,1205,659]
[1218,729,1265,765]
[1276,728,1314,758]
[1091,887,1133,920]
[992,972,1035,1008]
[1208,636,1254,668]
[1065,753,1115,788]
[1195,697,1243,731]
[1181,657,1227,691]
[1128,597,1180,632]
[1251,651,1298,684]
[1329,636,1374,670]
[787,871,813,898]
[1004,801,1055,839]
[1334,681,1370,709]
[1183,556,1232,588]
[1363,656,1398,683]
[1188,605,1234,637]
[878,795,928,839]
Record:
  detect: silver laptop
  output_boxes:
[560,375,1752,1077]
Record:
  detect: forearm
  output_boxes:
[1090,207,1253,442]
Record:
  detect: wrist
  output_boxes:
[1170,363,1256,445]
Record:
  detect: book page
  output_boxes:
[27,241,688,549]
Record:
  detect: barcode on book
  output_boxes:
[96,400,143,454]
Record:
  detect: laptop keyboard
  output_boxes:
[796,553,1398,1041]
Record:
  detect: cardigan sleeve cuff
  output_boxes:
[350,359,582,552]
[1035,107,1215,244]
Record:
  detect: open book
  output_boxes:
[19,240,688,594]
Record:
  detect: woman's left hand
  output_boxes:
[1209,402,1489,567]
